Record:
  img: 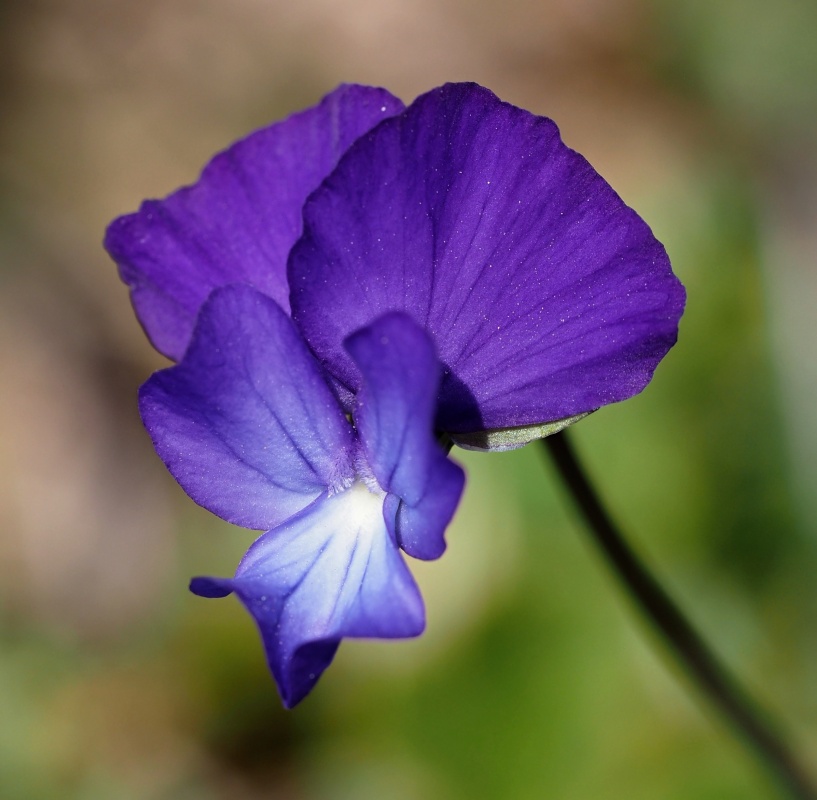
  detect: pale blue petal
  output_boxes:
[191,485,424,707]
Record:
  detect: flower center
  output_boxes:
[327,442,385,499]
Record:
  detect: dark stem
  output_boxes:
[542,430,816,800]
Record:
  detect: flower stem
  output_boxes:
[542,430,816,800]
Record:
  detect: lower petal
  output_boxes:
[190,485,424,708]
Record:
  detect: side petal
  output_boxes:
[140,285,355,530]
[344,313,465,560]
[190,486,425,708]
[105,84,404,360]
[290,82,685,434]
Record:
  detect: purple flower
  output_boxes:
[105,82,684,706]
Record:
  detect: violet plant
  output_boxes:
[105,83,814,797]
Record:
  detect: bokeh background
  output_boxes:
[1,1,816,798]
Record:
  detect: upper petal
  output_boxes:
[105,84,405,360]
[344,313,465,560]
[140,285,355,530]
[190,485,425,708]
[289,82,685,434]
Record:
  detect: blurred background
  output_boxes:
[1,0,816,798]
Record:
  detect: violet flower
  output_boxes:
[105,82,684,706]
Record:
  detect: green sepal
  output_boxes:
[449,412,591,452]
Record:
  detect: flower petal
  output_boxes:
[139,285,354,530]
[290,82,685,433]
[190,485,425,708]
[344,313,465,560]
[105,84,404,360]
